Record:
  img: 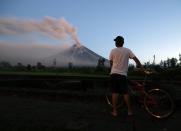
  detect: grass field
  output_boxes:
[0,70,109,78]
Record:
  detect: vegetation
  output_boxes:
[128,54,181,80]
[0,54,181,80]
[0,59,110,76]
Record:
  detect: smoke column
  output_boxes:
[0,16,81,46]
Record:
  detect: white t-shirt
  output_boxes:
[109,47,135,76]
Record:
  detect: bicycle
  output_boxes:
[106,69,175,119]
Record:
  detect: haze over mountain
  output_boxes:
[0,42,109,67]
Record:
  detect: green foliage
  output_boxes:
[0,54,181,80]
[0,61,12,70]
[0,61,109,76]
[127,54,181,80]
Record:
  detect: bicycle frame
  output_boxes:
[106,69,175,119]
[128,72,149,103]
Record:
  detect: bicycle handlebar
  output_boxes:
[144,70,153,75]
[134,68,156,75]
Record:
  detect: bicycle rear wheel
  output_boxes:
[144,88,174,119]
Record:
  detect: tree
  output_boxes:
[53,58,57,67]
[36,62,45,70]
[166,58,171,67]
[97,58,105,68]
[170,58,177,68]
[144,61,151,68]
[0,61,12,70]
[0,61,11,67]
[128,64,135,72]
[179,54,181,66]
[68,62,73,70]
[96,58,105,72]
[160,60,164,67]
[163,61,167,68]
[26,64,32,71]
[15,62,25,71]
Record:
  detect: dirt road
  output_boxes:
[0,94,180,131]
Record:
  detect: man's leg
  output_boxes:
[123,94,133,115]
[111,93,119,116]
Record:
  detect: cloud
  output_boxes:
[0,16,81,46]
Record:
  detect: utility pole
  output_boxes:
[153,55,155,65]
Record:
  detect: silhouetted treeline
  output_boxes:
[0,61,110,75]
[0,54,181,79]
[128,54,181,80]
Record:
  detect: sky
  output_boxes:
[0,0,181,65]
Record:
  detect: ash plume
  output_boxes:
[0,16,81,46]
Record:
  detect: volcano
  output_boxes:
[43,44,109,67]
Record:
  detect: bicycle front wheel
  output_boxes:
[144,88,174,119]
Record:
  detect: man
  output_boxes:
[109,35,142,117]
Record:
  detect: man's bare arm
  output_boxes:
[133,56,143,68]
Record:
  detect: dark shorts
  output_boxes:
[110,74,128,94]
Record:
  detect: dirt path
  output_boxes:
[0,94,180,131]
